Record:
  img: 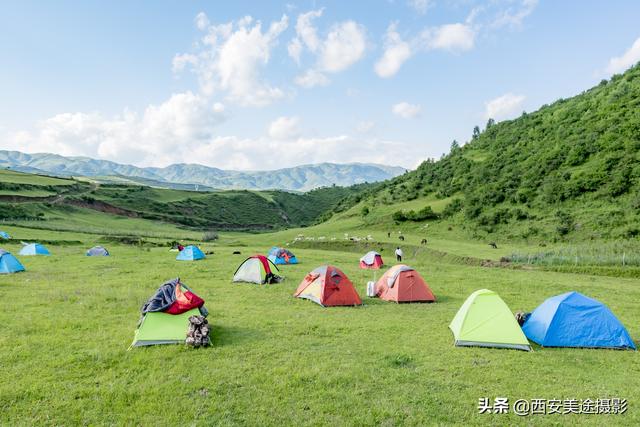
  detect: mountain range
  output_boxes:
[0,150,405,191]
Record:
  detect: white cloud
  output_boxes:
[491,0,538,29]
[606,36,640,75]
[407,0,431,15]
[484,93,525,120]
[392,102,422,119]
[288,9,367,84]
[420,23,475,52]
[268,116,301,140]
[375,22,412,78]
[174,13,289,107]
[294,69,330,88]
[195,12,210,31]
[356,120,375,133]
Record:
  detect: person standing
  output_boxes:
[395,247,403,262]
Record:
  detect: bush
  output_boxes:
[202,231,219,242]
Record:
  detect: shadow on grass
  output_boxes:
[211,324,264,348]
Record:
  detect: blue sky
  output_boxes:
[2,0,640,170]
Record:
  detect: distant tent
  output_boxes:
[0,231,10,240]
[0,249,25,274]
[449,289,531,351]
[233,255,282,284]
[131,278,207,347]
[86,246,109,256]
[522,291,636,350]
[359,251,384,269]
[294,265,362,307]
[374,264,435,303]
[176,245,205,261]
[267,247,298,265]
[19,243,50,256]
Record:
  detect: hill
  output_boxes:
[327,64,640,243]
[0,150,405,191]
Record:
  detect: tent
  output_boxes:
[449,289,531,351]
[522,291,636,350]
[86,246,109,256]
[19,243,50,256]
[176,245,205,261]
[0,249,25,274]
[374,264,435,303]
[233,255,282,284]
[131,278,208,347]
[294,265,362,307]
[359,251,384,269]
[0,231,10,240]
[267,247,298,265]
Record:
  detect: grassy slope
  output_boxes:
[0,226,638,425]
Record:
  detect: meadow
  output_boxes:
[1,219,638,426]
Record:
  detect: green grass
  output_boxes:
[0,225,638,425]
[0,169,75,186]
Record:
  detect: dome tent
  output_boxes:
[294,265,362,307]
[0,249,25,274]
[522,291,636,350]
[374,264,435,303]
[19,243,50,256]
[449,289,531,351]
[359,251,384,269]
[233,255,282,284]
[267,247,298,265]
[176,245,205,261]
[86,246,109,256]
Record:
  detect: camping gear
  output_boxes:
[0,249,25,274]
[131,278,208,347]
[267,247,298,265]
[86,246,109,256]
[359,251,384,269]
[449,289,531,351]
[374,264,436,303]
[186,315,211,347]
[366,281,376,297]
[19,243,50,256]
[233,255,282,284]
[294,265,362,307]
[0,231,10,240]
[176,245,205,261]
[522,291,636,350]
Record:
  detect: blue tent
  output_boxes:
[0,249,25,274]
[0,231,10,240]
[267,246,298,265]
[522,291,636,350]
[86,246,109,256]
[19,243,50,256]
[176,245,205,261]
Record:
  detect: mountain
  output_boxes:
[335,64,640,241]
[0,150,405,191]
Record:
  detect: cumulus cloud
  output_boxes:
[407,0,431,15]
[420,23,475,52]
[173,13,289,107]
[288,9,367,84]
[374,22,412,78]
[268,116,301,140]
[392,102,422,119]
[606,36,640,75]
[484,93,525,120]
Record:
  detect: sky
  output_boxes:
[1,0,640,171]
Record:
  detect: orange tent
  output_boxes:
[294,265,362,307]
[359,251,384,269]
[374,264,436,303]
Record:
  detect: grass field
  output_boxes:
[1,221,638,425]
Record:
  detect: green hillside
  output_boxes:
[335,64,640,243]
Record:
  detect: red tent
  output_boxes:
[294,265,362,307]
[359,251,384,269]
[374,265,435,303]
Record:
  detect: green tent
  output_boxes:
[131,308,200,347]
[449,289,531,351]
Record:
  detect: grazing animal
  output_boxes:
[421,238,428,245]
[232,251,241,255]
[387,232,391,238]
[489,242,498,249]
[399,236,405,241]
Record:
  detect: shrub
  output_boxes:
[202,231,219,242]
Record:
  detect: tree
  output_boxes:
[450,140,460,153]
[486,118,495,129]
[472,125,480,139]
